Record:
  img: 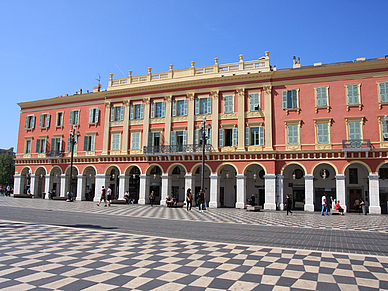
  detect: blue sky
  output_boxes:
[1,0,387,151]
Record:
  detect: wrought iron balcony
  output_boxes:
[46,150,64,158]
[143,144,211,159]
[342,139,371,156]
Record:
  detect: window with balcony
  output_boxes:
[195,97,212,115]
[69,110,80,125]
[194,128,211,145]
[39,113,50,129]
[130,103,144,120]
[249,93,260,111]
[66,136,79,153]
[245,126,264,146]
[219,127,237,147]
[151,101,166,118]
[111,105,124,122]
[172,99,188,117]
[170,130,187,151]
[148,132,162,150]
[89,108,99,124]
[36,138,47,153]
[83,135,95,152]
[49,137,62,156]
[223,95,234,113]
[24,115,35,130]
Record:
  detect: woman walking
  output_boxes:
[186,188,192,211]
[285,194,292,215]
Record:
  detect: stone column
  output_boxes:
[13,174,21,196]
[161,174,169,206]
[277,175,284,210]
[264,174,276,210]
[165,95,172,145]
[139,174,147,205]
[263,85,273,150]
[29,174,36,197]
[336,174,347,212]
[187,93,195,145]
[211,91,219,150]
[142,98,151,152]
[121,100,130,154]
[119,175,126,199]
[237,88,245,151]
[60,174,66,197]
[209,174,219,208]
[94,174,105,202]
[369,174,381,214]
[76,174,83,201]
[44,175,50,199]
[102,101,111,155]
[304,174,314,212]
[185,174,193,194]
[236,174,246,209]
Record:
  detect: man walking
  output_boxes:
[106,186,112,206]
[197,189,204,212]
[321,194,328,216]
[97,186,107,207]
[149,191,155,207]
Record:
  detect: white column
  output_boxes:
[336,174,347,213]
[13,174,21,196]
[76,174,83,201]
[44,175,50,199]
[94,174,105,202]
[369,174,381,214]
[60,174,66,197]
[185,174,193,194]
[236,174,246,209]
[161,174,169,206]
[29,174,36,197]
[209,174,219,208]
[119,175,126,199]
[277,175,284,210]
[139,174,147,205]
[264,174,276,210]
[304,174,314,212]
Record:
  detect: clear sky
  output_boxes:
[1,0,387,151]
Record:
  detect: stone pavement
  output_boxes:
[1,220,388,291]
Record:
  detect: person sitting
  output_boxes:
[124,192,130,204]
[247,194,256,206]
[166,195,173,207]
[335,200,345,215]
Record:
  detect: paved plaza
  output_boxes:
[1,197,388,290]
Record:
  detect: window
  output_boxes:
[131,132,140,150]
[378,82,388,107]
[39,113,50,128]
[194,128,211,145]
[24,115,35,130]
[249,93,260,111]
[172,99,188,117]
[50,137,62,153]
[284,120,301,149]
[195,97,212,115]
[315,87,329,112]
[148,132,161,149]
[89,108,99,124]
[382,119,388,141]
[111,133,121,151]
[83,135,95,152]
[379,168,388,179]
[245,126,264,146]
[346,84,360,105]
[69,110,80,125]
[287,125,299,145]
[348,121,361,140]
[25,140,32,154]
[317,123,329,144]
[170,130,187,151]
[282,89,299,110]
[223,95,233,113]
[219,128,237,147]
[111,105,124,122]
[131,103,144,120]
[314,119,332,147]
[56,112,64,127]
[151,101,166,118]
[349,168,358,184]
[36,138,47,153]
[66,136,79,153]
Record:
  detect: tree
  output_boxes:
[0,153,14,187]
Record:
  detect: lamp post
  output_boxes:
[68,125,80,201]
[199,117,211,191]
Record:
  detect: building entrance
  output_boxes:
[293,189,305,210]
[349,188,362,212]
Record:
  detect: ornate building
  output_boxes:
[14,52,388,214]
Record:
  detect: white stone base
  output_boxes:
[264,203,276,211]
[235,202,245,209]
[138,199,145,205]
[369,206,381,215]
[304,204,315,212]
[279,203,284,211]
[160,200,166,206]
[209,201,218,208]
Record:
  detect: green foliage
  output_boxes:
[0,153,14,187]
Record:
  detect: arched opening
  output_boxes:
[65,167,78,198]
[171,165,186,202]
[84,167,96,201]
[283,164,305,210]
[219,165,237,208]
[21,168,31,195]
[194,165,211,205]
[313,164,336,211]
[35,168,46,198]
[246,164,265,208]
[50,167,62,196]
[107,167,120,200]
[127,166,141,203]
[345,163,369,213]
[150,166,162,203]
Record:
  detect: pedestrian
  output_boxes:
[86,186,92,201]
[335,200,345,215]
[203,190,209,211]
[149,191,155,207]
[97,186,107,206]
[321,194,328,216]
[354,198,360,214]
[124,191,130,204]
[285,194,292,215]
[360,199,367,215]
[6,185,10,196]
[197,189,204,212]
[106,186,112,206]
[27,187,32,197]
[186,188,192,211]
[248,194,255,206]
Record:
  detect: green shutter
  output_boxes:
[132,133,139,150]
[140,104,144,119]
[51,138,55,152]
[183,130,187,145]
[110,106,115,121]
[39,114,43,128]
[89,108,93,123]
[232,128,237,146]
[31,116,35,129]
[162,101,166,117]
[25,116,28,129]
[349,121,361,140]
[194,129,199,145]
[219,128,224,147]
[207,97,212,114]
[288,125,298,145]
[184,99,188,116]
[130,104,134,120]
[206,129,211,145]
[69,111,74,125]
[245,127,250,146]
[67,137,71,152]
[291,90,298,109]
[95,109,99,123]
[36,139,41,153]
[380,82,388,103]
[195,98,199,115]
[348,85,359,105]
[46,113,50,127]
[120,105,124,120]
[151,102,155,118]
[90,136,95,152]
[282,91,287,109]
[170,131,176,146]
[148,132,153,147]
[316,88,322,107]
[172,100,177,117]
[84,136,88,151]
[250,93,259,111]
[259,126,265,145]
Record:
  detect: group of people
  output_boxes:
[0,185,13,196]
[321,194,345,216]
[186,188,208,212]
[97,185,112,207]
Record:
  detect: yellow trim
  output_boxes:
[104,164,122,176]
[242,162,267,175]
[310,162,338,176]
[166,163,188,175]
[123,165,142,175]
[81,165,98,175]
[280,162,307,176]
[190,163,212,175]
[145,163,164,175]
[215,162,239,175]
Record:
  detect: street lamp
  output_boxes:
[199,116,211,191]
[68,125,80,202]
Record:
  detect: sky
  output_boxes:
[1,0,388,151]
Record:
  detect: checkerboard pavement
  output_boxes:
[1,220,388,291]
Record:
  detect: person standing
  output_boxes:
[106,186,112,206]
[149,191,155,207]
[186,188,192,211]
[285,194,292,215]
[97,186,107,206]
[321,194,328,216]
[203,190,209,211]
[197,189,204,212]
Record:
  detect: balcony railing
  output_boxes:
[342,139,371,156]
[46,150,64,158]
[143,144,211,156]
